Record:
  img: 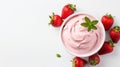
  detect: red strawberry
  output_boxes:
[110,26,120,43]
[61,4,76,19]
[89,54,100,65]
[101,14,114,30]
[72,57,86,67]
[98,40,114,55]
[49,13,63,27]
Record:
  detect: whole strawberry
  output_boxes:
[49,13,63,27]
[110,26,120,43]
[101,14,114,30]
[72,57,86,67]
[98,40,114,55]
[61,4,76,19]
[89,54,100,65]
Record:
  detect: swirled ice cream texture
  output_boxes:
[61,14,103,54]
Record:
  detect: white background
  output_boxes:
[0,0,120,67]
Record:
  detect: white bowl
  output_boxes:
[60,12,105,57]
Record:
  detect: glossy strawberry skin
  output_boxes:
[52,15,63,27]
[61,4,76,19]
[98,41,113,55]
[110,26,120,43]
[101,15,114,30]
[73,57,86,67]
[49,13,63,27]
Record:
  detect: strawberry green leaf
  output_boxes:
[113,26,120,32]
[48,12,54,25]
[48,16,53,25]
[69,4,76,11]
[106,14,113,18]
[71,60,75,67]
[49,15,52,19]
[56,53,61,58]
[90,60,96,65]
[108,40,114,47]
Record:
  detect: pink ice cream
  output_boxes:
[61,14,103,55]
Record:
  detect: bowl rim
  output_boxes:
[60,12,105,57]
